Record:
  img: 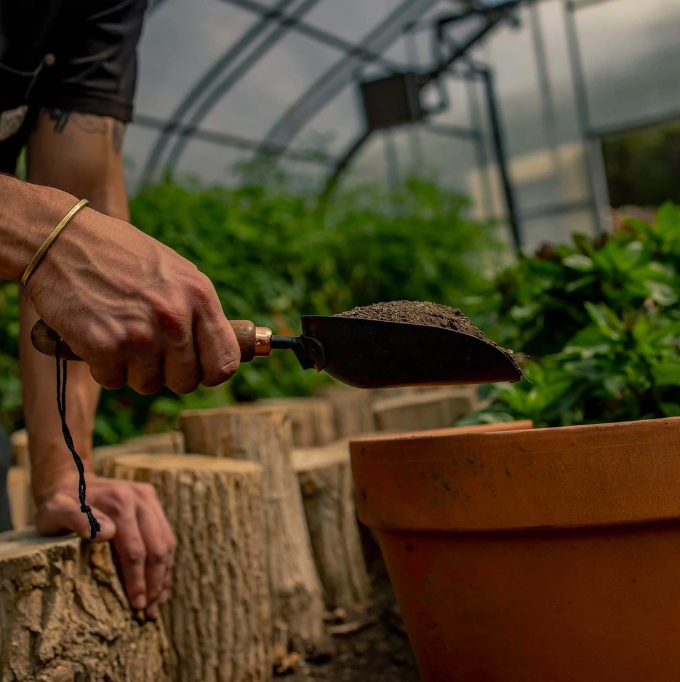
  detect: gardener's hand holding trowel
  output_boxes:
[2,174,240,616]
[18,186,241,394]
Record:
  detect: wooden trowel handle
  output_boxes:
[31,319,273,363]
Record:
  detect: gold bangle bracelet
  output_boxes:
[20,198,89,287]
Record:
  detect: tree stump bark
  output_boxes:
[103,454,271,682]
[180,406,326,653]
[372,388,475,433]
[315,387,375,439]
[0,530,169,682]
[260,398,336,448]
[292,440,371,613]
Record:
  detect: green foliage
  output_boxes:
[464,203,680,428]
[0,170,498,442]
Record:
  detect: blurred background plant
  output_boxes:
[462,203,680,428]
[0,164,500,443]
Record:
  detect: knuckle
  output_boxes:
[203,356,240,387]
[123,543,147,566]
[191,273,217,308]
[169,375,200,395]
[107,485,134,511]
[134,482,158,501]
[131,376,162,396]
[156,303,190,338]
[123,323,154,348]
[147,546,166,565]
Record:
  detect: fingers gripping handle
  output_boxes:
[31,319,273,364]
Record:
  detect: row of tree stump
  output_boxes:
[1,385,478,680]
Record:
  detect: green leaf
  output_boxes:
[653,363,680,387]
[661,402,680,418]
[562,254,593,271]
[645,280,678,307]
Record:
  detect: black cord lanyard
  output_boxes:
[55,339,100,539]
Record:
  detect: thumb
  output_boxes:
[35,495,117,541]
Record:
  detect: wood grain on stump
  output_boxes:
[180,406,326,653]
[0,530,169,682]
[260,398,336,448]
[292,440,371,612]
[372,388,475,433]
[104,454,271,682]
[314,387,375,439]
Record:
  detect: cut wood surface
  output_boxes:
[292,439,371,612]
[0,530,169,682]
[260,397,336,448]
[180,405,327,653]
[94,431,185,475]
[372,387,475,433]
[104,454,271,682]
[315,387,375,438]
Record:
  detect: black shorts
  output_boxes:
[0,0,147,173]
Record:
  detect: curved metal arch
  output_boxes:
[140,0,301,185]
[259,0,440,154]
[163,0,322,172]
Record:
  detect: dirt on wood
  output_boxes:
[336,300,515,359]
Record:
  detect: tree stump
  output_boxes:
[0,530,169,682]
[103,454,271,682]
[9,430,28,470]
[315,387,375,438]
[8,431,33,529]
[180,406,326,653]
[260,398,336,448]
[372,388,475,433]
[292,440,371,613]
[6,468,31,531]
[93,431,185,476]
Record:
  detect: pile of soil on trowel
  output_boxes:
[336,300,516,360]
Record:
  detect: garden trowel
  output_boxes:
[31,317,522,388]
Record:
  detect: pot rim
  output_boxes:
[351,417,680,533]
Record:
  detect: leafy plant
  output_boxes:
[464,203,680,428]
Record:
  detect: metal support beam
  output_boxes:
[564,0,610,232]
[164,0,322,171]
[141,0,301,184]
[261,0,440,152]
[221,0,401,69]
[479,66,523,255]
[134,113,331,164]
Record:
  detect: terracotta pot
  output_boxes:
[351,417,680,682]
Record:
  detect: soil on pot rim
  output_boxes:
[336,300,514,357]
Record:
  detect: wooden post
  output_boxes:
[260,397,336,447]
[9,429,28,470]
[94,431,185,475]
[372,388,475,433]
[315,387,376,438]
[104,454,271,682]
[0,530,169,681]
[8,430,33,529]
[180,405,327,653]
[292,439,371,613]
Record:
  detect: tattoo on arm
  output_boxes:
[44,108,110,135]
[112,119,125,154]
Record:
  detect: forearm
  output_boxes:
[0,175,76,282]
